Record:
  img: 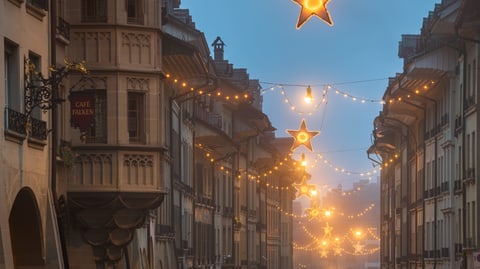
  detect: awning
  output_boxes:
[195,117,237,157]
[401,67,446,90]
[162,32,209,80]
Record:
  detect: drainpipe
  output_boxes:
[460,42,467,269]
[49,0,70,267]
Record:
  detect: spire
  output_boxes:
[211,36,225,61]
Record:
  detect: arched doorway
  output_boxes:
[9,187,44,267]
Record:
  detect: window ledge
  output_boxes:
[56,34,70,46]
[26,3,46,21]
[8,0,24,8]
[28,137,47,150]
[4,130,26,145]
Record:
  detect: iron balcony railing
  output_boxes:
[5,107,47,140]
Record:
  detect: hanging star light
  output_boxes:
[294,178,317,199]
[333,247,342,256]
[305,203,322,220]
[286,119,320,152]
[292,0,334,29]
[353,242,365,254]
[320,249,328,258]
[322,222,333,237]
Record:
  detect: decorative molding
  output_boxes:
[70,76,108,92]
[123,154,155,186]
[126,77,150,92]
[121,32,152,64]
[74,153,114,186]
[123,154,153,167]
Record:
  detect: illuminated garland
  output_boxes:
[260,82,385,113]
[297,151,380,176]
[165,73,251,103]
[295,220,380,257]
[279,85,328,115]
[337,203,376,219]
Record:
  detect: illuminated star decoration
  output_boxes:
[286,119,320,152]
[320,249,328,258]
[353,242,365,254]
[294,176,317,199]
[333,247,342,256]
[292,0,334,29]
[305,203,322,220]
[322,222,333,237]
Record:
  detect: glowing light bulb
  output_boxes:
[305,85,313,103]
[297,132,309,143]
[301,153,307,167]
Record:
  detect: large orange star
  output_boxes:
[292,0,333,29]
[286,119,320,151]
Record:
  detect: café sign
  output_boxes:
[69,92,95,131]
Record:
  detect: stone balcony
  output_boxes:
[66,147,166,264]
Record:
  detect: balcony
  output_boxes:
[440,113,449,127]
[441,181,449,193]
[464,237,476,249]
[197,196,214,207]
[56,17,70,43]
[465,95,476,110]
[466,168,476,179]
[454,180,462,192]
[195,110,236,156]
[223,206,234,216]
[67,148,166,263]
[5,107,27,140]
[5,107,47,143]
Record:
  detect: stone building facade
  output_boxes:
[369,0,480,268]
[0,0,297,268]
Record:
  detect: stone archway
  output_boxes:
[9,187,44,267]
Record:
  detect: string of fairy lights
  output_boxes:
[293,220,380,257]
[164,32,443,259]
[167,71,392,259]
[260,82,385,117]
[275,202,376,221]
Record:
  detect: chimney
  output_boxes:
[212,36,225,61]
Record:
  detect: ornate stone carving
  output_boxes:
[123,154,154,186]
[126,77,150,91]
[121,32,152,64]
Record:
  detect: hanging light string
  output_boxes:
[295,220,380,256]
[293,241,322,251]
[275,202,377,221]
[196,143,383,207]
[278,84,329,116]
[260,80,385,110]
[366,227,381,241]
[165,73,252,103]
[295,151,380,177]
[291,149,401,176]
[337,203,376,219]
